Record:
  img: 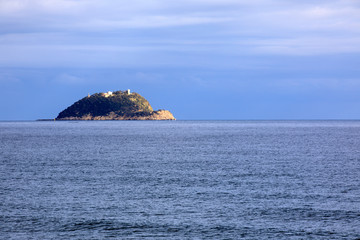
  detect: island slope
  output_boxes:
[56,90,175,120]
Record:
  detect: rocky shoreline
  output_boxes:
[56,110,175,121]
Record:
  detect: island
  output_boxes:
[55,89,175,120]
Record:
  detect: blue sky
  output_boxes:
[1,0,360,120]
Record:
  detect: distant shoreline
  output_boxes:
[36,119,56,121]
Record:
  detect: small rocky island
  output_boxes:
[56,90,175,120]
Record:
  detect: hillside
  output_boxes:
[56,90,175,120]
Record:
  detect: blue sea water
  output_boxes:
[0,120,359,239]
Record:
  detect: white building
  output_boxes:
[102,91,113,97]
[126,89,131,95]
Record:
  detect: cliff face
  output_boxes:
[56,90,175,120]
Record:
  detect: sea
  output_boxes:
[0,120,359,239]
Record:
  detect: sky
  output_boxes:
[1,0,360,120]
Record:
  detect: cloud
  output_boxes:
[0,0,81,15]
[2,0,359,31]
[1,0,360,67]
[250,37,360,55]
[54,73,85,85]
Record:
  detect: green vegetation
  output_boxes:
[56,91,154,119]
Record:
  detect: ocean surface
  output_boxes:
[0,120,359,239]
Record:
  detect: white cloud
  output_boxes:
[1,0,360,34]
[0,0,81,14]
[1,0,360,67]
[82,15,229,29]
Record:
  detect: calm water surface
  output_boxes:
[0,121,359,239]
